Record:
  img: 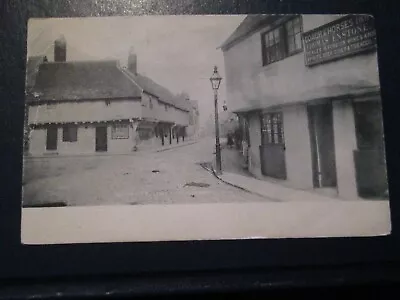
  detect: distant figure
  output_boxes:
[132,124,140,151]
[227,133,234,148]
[234,128,242,150]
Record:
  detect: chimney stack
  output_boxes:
[128,47,137,74]
[54,35,67,62]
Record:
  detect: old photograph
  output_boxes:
[21,14,391,244]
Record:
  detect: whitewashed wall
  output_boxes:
[28,99,142,124]
[223,15,380,113]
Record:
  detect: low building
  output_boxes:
[221,14,387,200]
[26,37,190,156]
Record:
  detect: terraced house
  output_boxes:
[25,36,191,156]
[221,14,387,200]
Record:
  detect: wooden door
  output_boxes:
[46,126,58,151]
[259,112,287,180]
[95,126,108,152]
[353,100,387,198]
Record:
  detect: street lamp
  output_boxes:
[210,66,222,175]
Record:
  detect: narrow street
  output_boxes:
[22,137,272,207]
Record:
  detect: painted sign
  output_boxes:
[303,15,377,66]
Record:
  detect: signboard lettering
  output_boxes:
[303,15,377,66]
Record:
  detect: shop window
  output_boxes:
[260,112,285,145]
[62,125,78,142]
[261,15,303,66]
[111,124,129,139]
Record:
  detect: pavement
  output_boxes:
[216,144,387,202]
[217,172,339,202]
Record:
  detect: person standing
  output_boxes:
[131,123,140,151]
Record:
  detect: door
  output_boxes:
[353,100,387,198]
[95,126,108,152]
[46,126,58,150]
[259,112,287,179]
[308,103,337,188]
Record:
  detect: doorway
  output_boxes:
[96,126,108,152]
[46,125,58,151]
[307,102,337,189]
[259,111,287,180]
[353,100,387,198]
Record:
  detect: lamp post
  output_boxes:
[210,66,222,175]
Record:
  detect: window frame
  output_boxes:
[111,124,130,140]
[261,15,303,66]
[62,125,78,142]
[260,112,285,145]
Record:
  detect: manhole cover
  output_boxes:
[184,182,210,188]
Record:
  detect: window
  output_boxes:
[260,112,284,145]
[149,98,153,109]
[111,124,129,139]
[62,125,78,142]
[262,16,303,66]
[165,104,168,111]
[285,16,303,55]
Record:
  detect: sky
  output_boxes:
[27,15,245,127]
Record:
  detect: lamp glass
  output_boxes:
[210,66,222,90]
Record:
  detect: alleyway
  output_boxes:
[22,137,272,207]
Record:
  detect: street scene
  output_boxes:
[20,14,392,244]
[22,13,390,235]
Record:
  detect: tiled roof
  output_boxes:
[123,69,190,112]
[219,14,281,51]
[32,60,142,100]
[26,56,47,90]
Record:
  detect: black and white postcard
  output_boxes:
[21,14,391,244]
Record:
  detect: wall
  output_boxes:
[222,15,380,113]
[29,129,46,156]
[28,126,95,156]
[28,124,137,156]
[57,126,94,154]
[247,113,262,178]
[28,99,142,124]
[141,93,162,122]
[107,124,135,154]
[282,105,314,189]
[332,99,358,200]
[141,92,189,126]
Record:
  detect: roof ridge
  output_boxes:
[119,67,145,93]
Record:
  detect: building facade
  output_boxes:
[221,14,387,200]
[26,37,191,156]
